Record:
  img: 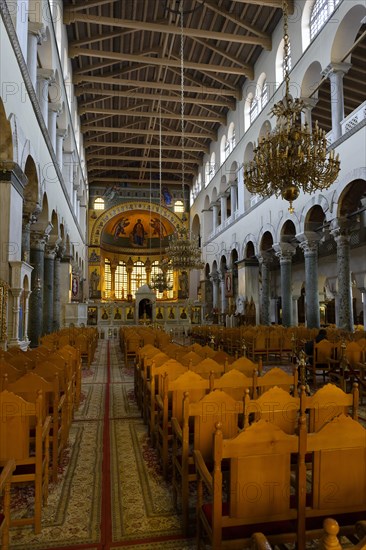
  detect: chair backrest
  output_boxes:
[255,366,298,397]
[6,371,58,420]
[160,370,211,424]
[214,368,256,401]
[306,414,366,515]
[176,350,202,367]
[301,383,359,432]
[345,341,364,366]
[0,390,40,460]
[244,386,300,434]
[229,356,262,376]
[191,357,225,379]
[314,339,334,364]
[215,419,298,521]
[184,390,243,461]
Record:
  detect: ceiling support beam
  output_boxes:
[88,165,197,175]
[85,140,209,153]
[76,86,235,109]
[69,47,253,78]
[73,75,240,99]
[81,124,216,140]
[231,0,294,14]
[86,154,200,164]
[79,106,225,124]
[64,12,270,48]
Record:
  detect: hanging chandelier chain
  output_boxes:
[180,0,185,210]
[283,0,290,99]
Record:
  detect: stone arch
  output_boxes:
[336,179,366,219]
[331,3,366,63]
[0,98,13,161]
[301,0,315,52]
[23,155,41,215]
[259,230,275,255]
[301,60,322,98]
[258,119,272,140]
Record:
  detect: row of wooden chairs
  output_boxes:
[41,326,98,368]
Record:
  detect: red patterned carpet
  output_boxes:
[9,340,195,550]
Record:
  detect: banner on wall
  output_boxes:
[225,272,233,297]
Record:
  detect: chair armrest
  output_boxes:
[193,450,212,492]
[251,532,272,549]
[58,394,66,412]
[155,394,164,410]
[171,417,182,441]
[42,415,52,439]
[0,459,16,490]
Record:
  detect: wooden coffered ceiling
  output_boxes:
[64,0,284,192]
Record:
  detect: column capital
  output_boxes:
[210,271,220,284]
[45,244,58,260]
[56,128,68,140]
[272,242,297,261]
[296,231,321,254]
[321,62,352,79]
[330,217,351,241]
[30,230,50,251]
[300,97,318,110]
[37,68,55,83]
[257,251,273,266]
[28,21,46,43]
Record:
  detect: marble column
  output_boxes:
[220,271,227,314]
[43,245,56,335]
[53,251,62,331]
[331,221,354,331]
[28,232,47,346]
[9,288,22,346]
[48,103,62,151]
[36,69,55,127]
[258,254,272,326]
[212,202,219,230]
[230,181,237,213]
[273,243,296,327]
[21,215,33,263]
[56,129,67,168]
[210,271,220,311]
[301,97,318,130]
[298,233,321,329]
[27,22,46,90]
[220,194,227,224]
[322,62,351,141]
[23,289,31,343]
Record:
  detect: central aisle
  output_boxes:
[9,340,195,550]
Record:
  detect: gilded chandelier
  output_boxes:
[244,0,340,213]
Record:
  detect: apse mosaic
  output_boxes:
[101,211,175,250]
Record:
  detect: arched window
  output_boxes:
[261,79,269,109]
[228,123,236,152]
[104,260,111,298]
[249,95,259,124]
[131,260,146,298]
[209,152,216,179]
[205,161,210,186]
[197,173,202,193]
[220,134,228,164]
[151,261,174,299]
[94,197,104,210]
[310,0,340,40]
[115,262,127,299]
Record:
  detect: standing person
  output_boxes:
[305,328,327,360]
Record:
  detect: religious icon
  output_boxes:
[156,307,164,319]
[113,217,130,240]
[101,308,109,320]
[114,308,121,319]
[180,307,188,319]
[127,307,134,319]
[87,306,97,326]
[168,307,175,319]
[130,218,146,246]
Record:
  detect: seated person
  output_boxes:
[305,328,327,362]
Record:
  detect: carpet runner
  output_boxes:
[9,340,195,550]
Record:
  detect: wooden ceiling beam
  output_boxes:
[85,140,209,153]
[79,106,225,124]
[231,0,294,14]
[64,12,269,48]
[200,1,271,43]
[89,177,182,185]
[76,86,235,109]
[73,74,240,99]
[69,30,134,48]
[68,0,119,12]
[86,154,200,164]
[81,124,215,140]
[69,46,252,78]
[88,165,197,175]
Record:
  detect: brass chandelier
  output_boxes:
[243,0,340,213]
[165,0,204,273]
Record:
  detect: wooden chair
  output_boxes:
[301,414,366,540]
[155,369,212,478]
[300,382,359,433]
[194,419,299,549]
[213,368,257,402]
[191,357,225,379]
[255,366,298,398]
[227,356,262,377]
[0,391,51,534]
[144,359,186,442]
[243,385,300,434]
[305,339,335,387]
[7,371,66,483]
[0,459,16,550]
[171,390,244,535]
